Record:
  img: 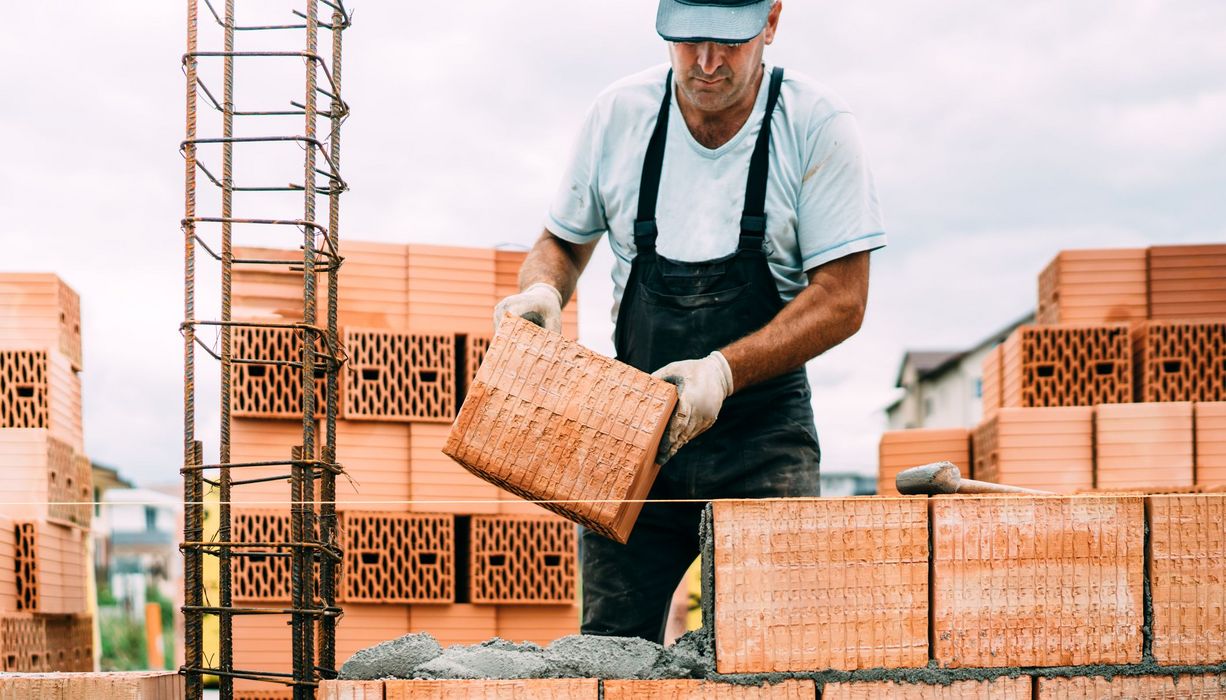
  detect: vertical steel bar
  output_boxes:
[217,1,236,696]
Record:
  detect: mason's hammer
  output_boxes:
[895,461,1053,496]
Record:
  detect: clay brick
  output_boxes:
[234,691,294,700]
[931,495,1144,668]
[0,430,91,526]
[1036,673,1226,698]
[411,423,499,514]
[0,613,47,672]
[335,420,411,511]
[495,605,579,646]
[981,344,1003,419]
[1036,248,1148,326]
[1001,324,1132,409]
[408,244,497,335]
[824,676,1031,699]
[1133,321,1226,403]
[232,245,319,324]
[340,511,454,603]
[335,603,413,671]
[1095,402,1194,490]
[231,509,295,602]
[343,329,456,422]
[459,334,492,406]
[445,316,676,542]
[1148,494,1226,665]
[328,240,410,330]
[603,679,815,700]
[0,350,47,430]
[878,428,971,496]
[470,516,576,604]
[0,273,83,371]
[0,518,16,612]
[231,325,326,420]
[1148,243,1226,321]
[711,498,929,673]
[409,604,497,646]
[14,520,87,616]
[229,419,320,507]
[972,407,1094,493]
[1197,402,1226,488]
[43,613,94,672]
[0,671,184,699]
[320,680,386,700]
[386,679,598,700]
[231,613,308,692]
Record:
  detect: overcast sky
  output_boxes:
[2,2,1223,488]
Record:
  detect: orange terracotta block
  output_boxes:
[335,604,413,671]
[1133,321,1226,403]
[1036,248,1148,326]
[0,518,16,613]
[603,679,815,699]
[231,509,296,603]
[408,244,497,336]
[1035,673,1226,698]
[711,498,929,674]
[1197,402,1226,488]
[973,407,1094,493]
[1148,243,1226,321]
[340,511,454,603]
[328,240,410,330]
[445,316,676,542]
[233,691,294,700]
[409,604,497,647]
[470,516,576,605]
[824,676,1031,699]
[495,605,579,646]
[343,329,456,422]
[229,419,320,507]
[43,614,94,672]
[14,520,87,616]
[0,671,184,699]
[0,350,81,451]
[1094,402,1194,490]
[458,335,491,407]
[0,613,47,672]
[0,430,90,526]
[878,428,971,496]
[0,273,83,371]
[981,344,1003,419]
[232,612,314,692]
[386,679,598,700]
[334,420,411,511]
[931,495,1144,668]
[1001,324,1132,409]
[231,245,320,324]
[411,423,499,514]
[1148,494,1226,666]
[231,325,327,421]
[320,680,386,700]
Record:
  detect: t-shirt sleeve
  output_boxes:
[545,102,608,244]
[797,111,887,271]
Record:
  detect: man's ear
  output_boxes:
[763,1,781,45]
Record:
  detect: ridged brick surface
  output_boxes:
[320,681,386,700]
[43,613,93,672]
[0,518,16,612]
[931,495,1144,668]
[335,420,410,510]
[0,350,47,429]
[470,516,576,604]
[0,430,90,526]
[411,422,499,514]
[824,676,1031,699]
[1001,324,1132,408]
[495,605,579,646]
[877,428,971,496]
[603,679,815,699]
[1148,243,1226,321]
[982,344,1003,419]
[232,245,319,323]
[234,690,294,700]
[229,419,320,506]
[1134,321,1226,403]
[231,509,294,602]
[386,679,598,700]
[408,244,496,335]
[445,316,676,542]
[712,498,929,673]
[1036,673,1226,698]
[232,612,308,692]
[1148,494,1226,665]
[973,407,1094,493]
[0,671,184,699]
[231,326,326,420]
[0,613,46,672]
[1095,402,1194,489]
[410,604,497,646]
[341,511,454,603]
[1198,402,1226,488]
[1036,248,1148,326]
[0,273,83,371]
[343,329,456,422]
[15,520,87,615]
[329,241,409,329]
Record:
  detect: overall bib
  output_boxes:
[580,67,822,642]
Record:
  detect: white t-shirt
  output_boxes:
[546,63,887,323]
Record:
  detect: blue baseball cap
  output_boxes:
[656,0,773,44]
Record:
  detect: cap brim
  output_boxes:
[656,0,771,44]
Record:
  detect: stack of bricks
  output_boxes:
[0,273,94,673]
[227,243,581,697]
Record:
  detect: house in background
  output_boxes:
[886,313,1033,431]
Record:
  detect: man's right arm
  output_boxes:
[493,229,599,333]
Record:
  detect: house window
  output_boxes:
[924,398,934,418]
[974,378,983,399]
[145,506,157,532]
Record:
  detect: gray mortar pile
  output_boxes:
[339,503,1226,691]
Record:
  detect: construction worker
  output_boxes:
[494,0,885,642]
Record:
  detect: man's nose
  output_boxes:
[695,42,724,75]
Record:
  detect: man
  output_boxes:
[494,0,885,642]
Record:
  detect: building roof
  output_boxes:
[894,350,963,388]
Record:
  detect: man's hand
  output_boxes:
[493,282,563,333]
[652,351,734,465]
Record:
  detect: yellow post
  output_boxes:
[146,601,165,670]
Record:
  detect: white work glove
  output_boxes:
[651,351,734,465]
[493,283,563,334]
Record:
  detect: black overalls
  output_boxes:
[579,67,822,642]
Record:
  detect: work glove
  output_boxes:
[651,351,734,465]
[493,282,564,334]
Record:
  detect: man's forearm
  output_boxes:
[518,229,597,304]
[720,251,870,391]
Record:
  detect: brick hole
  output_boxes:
[360,368,380,382]
[543,554,562,567]
[487,554,507,568]
[1161,360,1183,374]
[418,370,438,383]
[455,515,471,604]
[313,367,327,379]
[360,552,380,566]
[247,365,267,378]
[417,552,437,566]
[15,385,34,398]
[1094,361,1116,375]
[1034,364,1056,378]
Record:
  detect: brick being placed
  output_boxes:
[709,498,929,674]
[1035,248,1149,325]
[931,494,1144,668]
[232,246,320,323]
[412,423,500,514]
[342,329,456,422]
[229,419,320,506]
[469,515,576,605]
[495,605,579,646]
[326,241,410,330]
[408,244,497,335]
[1197,402,1226,488]
[0,273,83,371]
[444,316,677,542]
[409,604,497,646]
[972,407,1094,493]
[823,676,1032,699]
[877,428,971,496]
[335,604,414,672]
[334,420,411,510]
[1148,242,1226,321]
[0,613,47,672]
[0,430,90,526]
[603,679,816,699]
[1094,402,1194,490]
[1148,494,1226,665]
[43,613,94,672]
[1133,321,1226,403]
[0,671,184,699]
[495,250,579,341]
[14,520,88,616]
[0,349,82,451]
[1000,324,1132,409]
[385,679,599,700]
[1035,673,1226,698]
[340,511,454,603]
[231,326,326,420]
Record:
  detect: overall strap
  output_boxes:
[739,66,785,251]
[634,69,673,253]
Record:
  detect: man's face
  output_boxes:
[667,2,781,114]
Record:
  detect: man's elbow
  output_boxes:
[836,294,867,340]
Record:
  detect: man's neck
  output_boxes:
[675,64,765,150]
